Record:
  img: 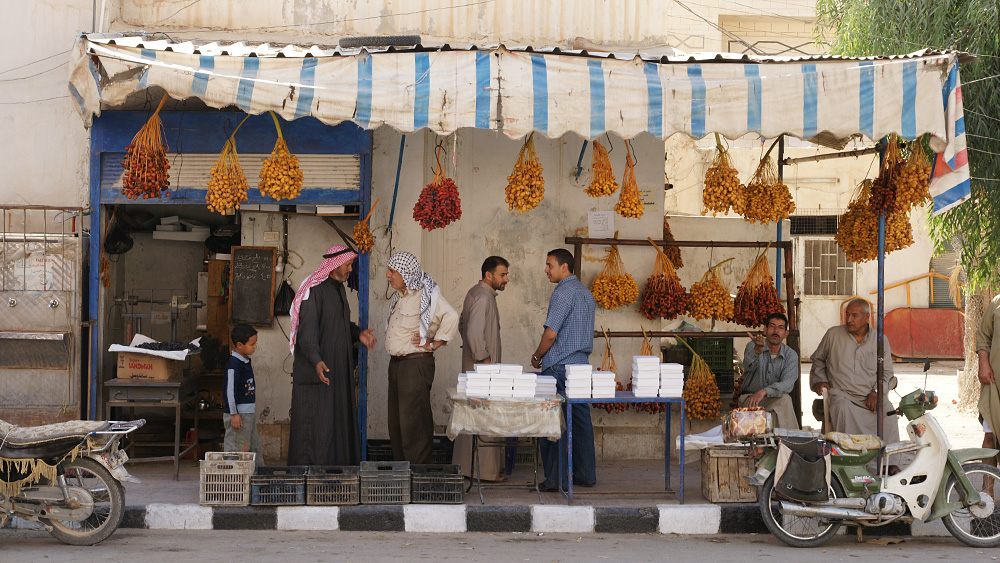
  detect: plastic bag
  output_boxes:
[273,279,295,316]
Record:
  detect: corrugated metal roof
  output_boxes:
[85,33,974,64]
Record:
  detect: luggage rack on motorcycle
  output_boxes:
[88,419,146,452]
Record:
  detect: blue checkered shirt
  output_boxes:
[542,275,596,370]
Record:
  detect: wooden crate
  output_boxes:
[701,446,757,503]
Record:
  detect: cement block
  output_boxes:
[404,505,467,532]
[277,506,339,531]
[658,504,721,534]
[145,503,213,530]
[530,505,595,533]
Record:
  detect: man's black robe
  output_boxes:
[288,278,361,466]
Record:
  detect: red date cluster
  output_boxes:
[413,177,462,230]
[122,143,171,199]
[733,282,785,328]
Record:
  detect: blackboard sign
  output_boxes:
[229,246,277,326]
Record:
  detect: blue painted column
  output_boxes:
[775,137,785,297]
[876,212,886,444]
[358,148,372,461]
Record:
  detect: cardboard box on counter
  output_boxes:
[116,352,184,380]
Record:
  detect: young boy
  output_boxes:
[224,323,263,466]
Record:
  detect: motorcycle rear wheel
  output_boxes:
[942,462,1000,548]
[759,473,844,548]
[41,457,125,546]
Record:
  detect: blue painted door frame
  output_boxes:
[88,111,373,458]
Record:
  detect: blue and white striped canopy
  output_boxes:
[70,37,970,212]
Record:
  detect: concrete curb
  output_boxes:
[4,503,952,536]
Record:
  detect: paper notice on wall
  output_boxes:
[20,252,59,290]
[588,211,614,239]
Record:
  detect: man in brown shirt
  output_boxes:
[453,256,509,480]
[385,251,459,463]
[810,298,899,442]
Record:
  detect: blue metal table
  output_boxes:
[562,391,685,504]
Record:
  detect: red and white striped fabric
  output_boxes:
[930,65,971,215]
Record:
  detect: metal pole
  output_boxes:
[776,137,784,298]
[876,212,886,451]
[387,135,406,231]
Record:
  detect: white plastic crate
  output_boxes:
[199,452,255,506]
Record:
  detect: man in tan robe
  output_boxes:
[452,256,510,480]
[976,294,1000,459]
[810,298,900,443]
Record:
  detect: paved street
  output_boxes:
[1,530,996,562]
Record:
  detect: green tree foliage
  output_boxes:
[817,0,1000,291]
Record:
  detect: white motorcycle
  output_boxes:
[1,418,143,545]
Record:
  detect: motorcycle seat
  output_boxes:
[824,431,882,451]
[0,419,110,460]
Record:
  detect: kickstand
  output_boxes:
[856,526,864,543]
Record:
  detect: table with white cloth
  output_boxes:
[446,392,565,503]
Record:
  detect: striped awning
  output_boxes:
[69,35,971,213]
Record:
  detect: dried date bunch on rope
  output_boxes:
[615,142,644,219]
[733,249,785,328]
[662,215,683,269]
[635,327,667,414]
[593,329,630,414]
[870,134,904,215]
[506,133,545,213]
[639,238,689,320]
[258,112,304,201]
[678,337,721,421]
[741,142,795,224]
[895,136,932,212]
[413,144,462,230]
[702,134,745,216]
[352,198,380,253]
[688,258,735,322]
[121,94,171,200]
[835,179,913,263]
[591,240,639,310]
[206,115,251,214]
[585,139,619,197]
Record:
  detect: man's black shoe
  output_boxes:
[573,480,596,488]
[538,482,559,492]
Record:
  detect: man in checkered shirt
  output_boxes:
[531,248,597,491]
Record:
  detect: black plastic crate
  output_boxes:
[431,436,454,465]
[250,466,307,506]
[410,464,464,504]
[306,466,360,506]
[366,441,395,461]
[688,337,736,373]
[360,461,410,504]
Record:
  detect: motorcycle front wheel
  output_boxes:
[758,473,844,548]
[41,457,125,546]
[942,462,1000,548]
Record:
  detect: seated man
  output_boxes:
[740,312,800,429]
[810,298,899,443]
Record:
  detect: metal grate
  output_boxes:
[790,215,839,236]
[803,239,855,296]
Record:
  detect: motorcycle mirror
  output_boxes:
[923,358,931,372]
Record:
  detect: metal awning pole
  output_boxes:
[776,136,785,298]
[387,135,406,231]
[876,211,886,463]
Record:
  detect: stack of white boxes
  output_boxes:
[536,375,558,396]
[632,356,661,397]
[457,373,468,395]
[591,371,618,399]
[510,365,537,398]
[659,363,685,397]
[564,364,593,398]
[464,364,496,397]
[488,364,518,398]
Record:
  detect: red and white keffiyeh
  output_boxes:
[288,245,357,352]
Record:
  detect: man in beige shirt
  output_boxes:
[453,256,509,480]
[976,294,1000,457]
[810,298,899,443]
[385,251,459,463]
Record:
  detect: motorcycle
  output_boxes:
[745,365,1000,548]
[1,418,144,545]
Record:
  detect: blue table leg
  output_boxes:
[680,399,685,504]
[567,399,574,505]
[665,402,671,492]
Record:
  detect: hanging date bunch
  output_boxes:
[635,327,667,414]
[895,136,932,212]
[352,198,380,253]
[733,250,785,328]
[870,134,905,214]
[835,180,913,263]
[678,337,721,421]
[591,240,639,310]
[413,144,462,230]
[639,238,689,320]
[593,329,630,414]
[121,94,171,200]
[662,215,683,268]
[741,141,795,224]
[206,116,251,214]
[258,112,304,201]
[585,139,619,197]
[688,258,735,322]
[505,133,545,213]
[702,134,745,216]
[615,142,644,219]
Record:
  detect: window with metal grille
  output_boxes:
[790,215,839,235]
[803,239,855,296]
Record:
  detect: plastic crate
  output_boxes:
[688,337,736,373]
[307,466,360,506]
[410,464,464,504]
[366,441,395,461]
[250,466,307,506]
[683,367,735,395]
[431,437,454,465]
[199,452,255,506]
[360,461,410,505]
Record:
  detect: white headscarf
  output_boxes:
[386,251,439,344]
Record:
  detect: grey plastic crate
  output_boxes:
[411,464,464,504]
[360,461,410,505]
[250,466,307,506]
[307,466,360,506]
